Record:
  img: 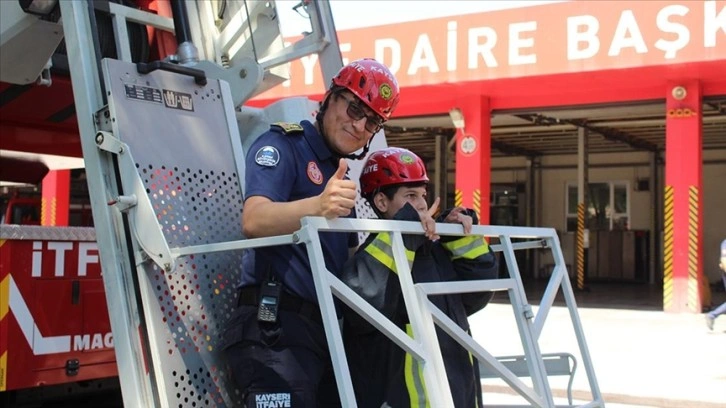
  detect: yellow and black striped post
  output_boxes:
[454,188,482,224]
[575,202,586,290]
[663,186,675,310]
[40,170,71,227]
[40,196,57,226]
[665,185,710,312]
[454,189,463,208]
[472,189,481,221]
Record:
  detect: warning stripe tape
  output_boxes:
[663,186,674,310]
[687,186,700,312]
[473,189,481,220]
[576,202,585,290]
[0,351,6,391]
[41,197,58,226]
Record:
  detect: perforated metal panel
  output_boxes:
[348,134,389,245]
[103,59,244,407]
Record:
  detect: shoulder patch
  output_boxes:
[306,161,323,185]
[255,146,280,167]
[271,122,304,134]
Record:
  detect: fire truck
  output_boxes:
[0,1,297,405]
[1,1,603,407]
[0,1,349,406]
[1,185,106,407]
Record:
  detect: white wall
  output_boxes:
[703,149,726,282]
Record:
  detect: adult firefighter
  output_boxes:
[341,147,499,407]
[222,59,400,407]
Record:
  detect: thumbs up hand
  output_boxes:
[332,158,349,181]
[319,159,357,219]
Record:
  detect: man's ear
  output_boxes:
[373,192,388,214]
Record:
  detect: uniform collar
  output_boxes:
[302,120,338,162]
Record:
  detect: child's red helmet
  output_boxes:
[360,148,428,197]
[330,58,400,120]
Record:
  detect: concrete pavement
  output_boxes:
[468,303,726,407]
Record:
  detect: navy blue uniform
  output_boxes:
[239,120,356,302]
[222,120,357,407]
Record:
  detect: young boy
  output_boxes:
[341,147,499,408]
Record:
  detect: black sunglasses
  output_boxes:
[337,93,384,133]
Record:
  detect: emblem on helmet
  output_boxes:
[400,154,414,164]
[379,83,392,100]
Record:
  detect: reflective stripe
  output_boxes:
[364,233,415,273]
[404,324,429,408]
[0,351,6,391]
[441,236,490,260]
[365,234,397,271]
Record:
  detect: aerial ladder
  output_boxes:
[55,1,603,406]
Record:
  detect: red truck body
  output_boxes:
[1,198,116,393]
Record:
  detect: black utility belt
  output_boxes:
[238,285,322,325]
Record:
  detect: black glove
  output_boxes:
[393,202,427,252]
[437,207,479,243]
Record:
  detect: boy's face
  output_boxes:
[375,185,428,219]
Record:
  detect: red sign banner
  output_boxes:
[258,0,726,100]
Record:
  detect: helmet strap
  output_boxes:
[316,91,338,162]
[364,196,385,219]
[345,138,372,160]
[315,91,333,137]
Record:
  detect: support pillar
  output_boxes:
[576,127,589,291]
[649,151,661,285]
[41,169,70,226]
[663,81,708,313]
[454,95,491,224]
[530,157,542,277]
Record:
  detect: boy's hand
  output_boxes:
[443,206,474,234]
[418,197,440,241]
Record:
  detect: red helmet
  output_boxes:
[330,58,400,120]
[360,148,428,197]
